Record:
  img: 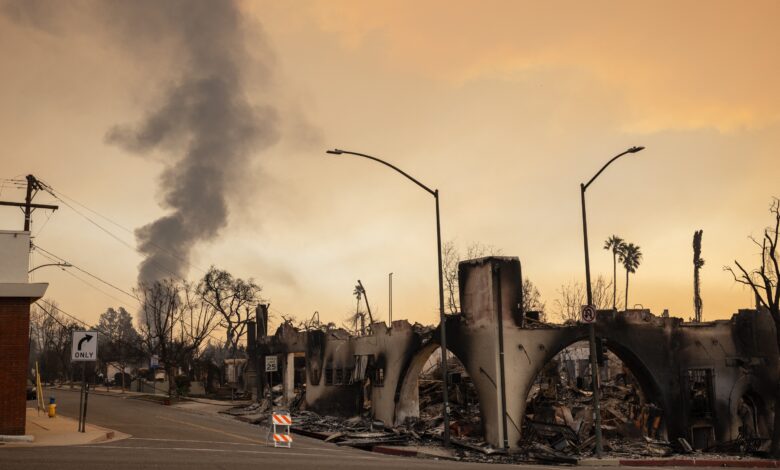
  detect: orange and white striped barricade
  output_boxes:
[272,432,292,447]
[269,410,293,448]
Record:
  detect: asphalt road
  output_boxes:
[0,389,510,470]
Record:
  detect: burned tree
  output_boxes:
[136,279,219,396]
[443,240,503,314]
[442,241,460,314]
[693,230,704,322]
[97,307,141,391]
[726,197,780,456]
[136,279,180,397]
[522,278,546,320]
[197,267,263,358]
[555,276,614,322]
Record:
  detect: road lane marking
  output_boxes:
[153,416,355,453]
[127,437,349,453]
[73,445,388,461]
[156,416,267,445]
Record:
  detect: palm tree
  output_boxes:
[619,243,642,309]
[603,235,624,310]
[352,284,365,335]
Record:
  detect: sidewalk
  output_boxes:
[0,408,129,447]
[576,457,780,468]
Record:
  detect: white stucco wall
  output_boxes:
[0,231,29,283]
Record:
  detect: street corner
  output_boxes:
[1,408,130,448]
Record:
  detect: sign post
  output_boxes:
[150,355,159,396]
[71,331,98,433]
[265,356,277,402]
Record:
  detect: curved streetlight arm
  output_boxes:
[583,146,644,191]
[326,149,436,197]
[29,262,71,273]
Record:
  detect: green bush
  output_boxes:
[175,375,191,396]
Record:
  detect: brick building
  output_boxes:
[0,231,47,437]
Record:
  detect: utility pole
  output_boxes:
[388,273,393,326]
[693,230,704,322]
[0,174,58,232]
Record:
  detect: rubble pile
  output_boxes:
[221,349,770,464]
[521,356,679,460]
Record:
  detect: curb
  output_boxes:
[88,429,117,444]
[290,428,331,440]
[619,459,780,468]
[0,435,35,443]
[579,458,621,466]
[372,446,419,458]
[372,445,458,461]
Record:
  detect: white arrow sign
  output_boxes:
[71,331,98,362]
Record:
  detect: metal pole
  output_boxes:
[78,363,85,432]
[389,273,393,326]
[581,183,603,457]
[82,381,90,432]
[494,264,509,449]
[435,191,451,446]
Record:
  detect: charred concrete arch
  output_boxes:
[514,316,672,438]
[520,334,669,442]
[394,320,477,427]
[249,256,779,451]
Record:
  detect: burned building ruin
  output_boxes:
[247,256,777,451]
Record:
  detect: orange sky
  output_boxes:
[1,0,778,329]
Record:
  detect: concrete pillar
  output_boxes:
[284,352,296,404]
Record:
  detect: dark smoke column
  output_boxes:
[106,0,278,283]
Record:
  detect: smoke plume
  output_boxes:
[104,0,279,283]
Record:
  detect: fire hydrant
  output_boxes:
[47,397,56,418]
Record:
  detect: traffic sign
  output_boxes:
[71,331,98,361]
[150,355,159,369]
[265,355,278,372]
[581,305,597,323]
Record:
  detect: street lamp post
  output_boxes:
[326,148,452,446]
[28,262,71,273]
[580,146,644,458]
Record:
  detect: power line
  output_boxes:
[39,181,208,277]
[32,210,54,237]
[33,244,138,302]
[41,192,182,281]
[24,178,262,347]
[32,244,226,346]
